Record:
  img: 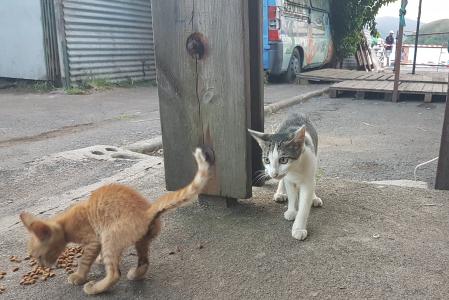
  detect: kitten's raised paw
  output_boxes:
[127,264,149,281]
[95,254,103,265]
[68,273,87,285]
[83,281,100,295]
[313,196,323,207]
[273,193,288,203]
[292,228,308,240]
[284,210,297,221]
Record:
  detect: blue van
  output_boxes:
[263,0,334,82]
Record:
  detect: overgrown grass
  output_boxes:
[63,78,157,95]
[32,81,56,93]
[64,87,89,95]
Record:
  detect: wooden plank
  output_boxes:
[368,73,385,81]
[435,76,449,190]
[248,0,264,187]
[329,88,338,98]
[422,83,433,93]
[152,0,252,198]
[380,74,393,81]
[373,80,388,90]
[357,73,373,80]
[355,91,365,99]
[432,84,441,94]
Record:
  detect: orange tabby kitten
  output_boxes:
[20,148,209,295]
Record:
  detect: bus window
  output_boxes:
[310,0,329,12]
[287,0,310,7]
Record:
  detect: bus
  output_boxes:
[263,0,334,82]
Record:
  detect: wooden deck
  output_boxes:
[329,80,447,102]
[299,68,448,84]
[299,68,448,102]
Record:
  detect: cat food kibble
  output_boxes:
[0,246,84,291]
[56,246,83,274]
[20,265,54,285]
[9,256,21,263]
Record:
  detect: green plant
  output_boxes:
[64,78,157,94]
[86,78,114,90]
[64,87,89,95]
[32,81,55,93]
[330,0,395,64]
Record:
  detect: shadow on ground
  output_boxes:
[1,174,448,299]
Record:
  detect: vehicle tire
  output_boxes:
[284,48,302,83]
[267,73,282,83]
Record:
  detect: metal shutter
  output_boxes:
[61,0,156,84]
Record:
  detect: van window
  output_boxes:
[310,0,329,12]
[287,0,310,7]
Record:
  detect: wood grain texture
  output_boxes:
[435,75,449,190]
[152,0,252,198]
[248,0,265,186]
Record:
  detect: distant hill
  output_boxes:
[375,16,419,38]
[404,19,449,46]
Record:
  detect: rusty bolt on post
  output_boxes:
[186,32,208,60]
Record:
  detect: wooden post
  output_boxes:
[392,0,407,102]
[248,0,265,187]
[435,75,449,190]
[151,0,253,201]
[411,0,423,75]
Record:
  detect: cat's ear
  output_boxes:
[20,212,52,241]
[20,212,38,229]
[290,126,306,144]
[248,129,270,147]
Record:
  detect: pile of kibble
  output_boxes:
[0,246,83,294]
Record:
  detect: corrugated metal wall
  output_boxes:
[61,0,156,84]
[41,0,61,83]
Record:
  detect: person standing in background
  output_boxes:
[385,30,394,67]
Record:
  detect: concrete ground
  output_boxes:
[1,82,449,299]
[265,94,446,188]
[0,83,316,169]
[1,157,449,299]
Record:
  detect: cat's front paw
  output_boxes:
[284,210,297,221]
[273,193,288,203]
[313,196,323,207]
[127,264,149,281]
[292,228,308,240]
[68,273,87,285]
[83,281,100,295]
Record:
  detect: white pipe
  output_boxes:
[414,157,439,181]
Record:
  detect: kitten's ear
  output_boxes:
[248,129,270,147]
[30,222,52,241]
[20,212,38,229]
[20,212,52,241]
[290,126,306,144]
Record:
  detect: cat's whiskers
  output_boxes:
[253,170,270,186]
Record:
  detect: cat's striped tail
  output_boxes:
[146,148,210,221]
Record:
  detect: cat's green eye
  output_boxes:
[279,157,289,164]
[263,157,270,164]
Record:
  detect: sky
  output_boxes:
[377,0,449,23]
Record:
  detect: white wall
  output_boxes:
[407,47,449,65]
[0,0,47,80]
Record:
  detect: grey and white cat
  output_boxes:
[248,113,322,240]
